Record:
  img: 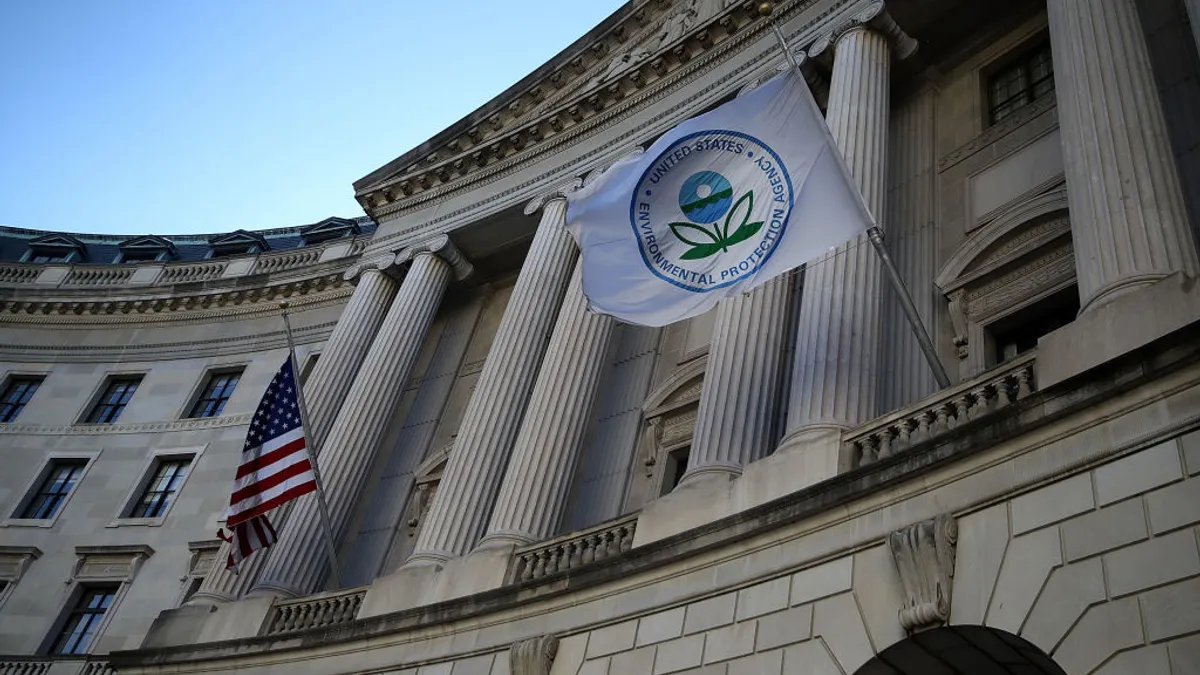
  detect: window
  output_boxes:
[990,286,1080,364]
[19,461,87,519]
[188,370,242,418]
[299,353,320,384]
[86,376,141,424]
[987,41,1054,125]
[51,585,118,655]
[0,376,43,423]
[27,253,72,263]
[116,249,165,264]
[660,447,691,496]
[128,457,192,518]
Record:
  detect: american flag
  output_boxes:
[218,356,317,569]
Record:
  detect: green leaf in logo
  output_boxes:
[680,242,725,260]
[721,190,755,241]
[724,220,764,247]
[668,221,721,247]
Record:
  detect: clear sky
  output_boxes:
[0,1,625,236]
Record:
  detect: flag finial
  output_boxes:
[278,300,290,310]
[758,2,775,17]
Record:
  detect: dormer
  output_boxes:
[300,217,362,246]
[207,230,268,259]
[115,235,176,264]
[21,234,85,263]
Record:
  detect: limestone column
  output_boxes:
[1047,0,1199,312]
[407,184,581,565]
[190,254,400,604]
[783,5,908,444]
[477,260,615,547]
[683,273,795,481]
[252,237,471,597]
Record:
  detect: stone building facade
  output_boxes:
[2,0,1200,673]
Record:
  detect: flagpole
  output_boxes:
[759,2,952,390]
[278,300,345,590]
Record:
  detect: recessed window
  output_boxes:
[299,354,320,384]
[659,447,691,496]
[128,457,192,518]
[987,40,1054,125]
[27,253,72,263]
[990,286,1080,364]
[51,585,118,655]
[19,460,87,520]
[86,376,142,424]
[0,376,43,423]
[116,249,165,264]
[188,370,242,418]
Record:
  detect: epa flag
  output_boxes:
[565,71,872,327]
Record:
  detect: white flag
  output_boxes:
[565,71,872,327]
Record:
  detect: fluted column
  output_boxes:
[190,255,400,604]
[684,273,794,481]
[407,185,581,565]
[478,261,615,547]
[252,237,470,597]
[1047,0,1199,312]
[783,15,895,442]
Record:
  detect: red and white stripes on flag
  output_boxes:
[218,356,317,569]
[218,514,278,569]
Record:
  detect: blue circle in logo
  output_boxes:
[678,171,733,224]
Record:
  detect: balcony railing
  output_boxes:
[0,265,40,285]
[844,353,1037,470]
[509,513,638,584]
[261,586,366,636]
[0,657,113,675]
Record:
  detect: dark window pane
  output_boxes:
[86,377,142,424]
[130,458,192,518]
[20,460,86,519]
[188,370,241,418]
[988,41,1054,125]
[53,586,117,655]
[0,376,43,423]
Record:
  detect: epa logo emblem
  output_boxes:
[630,130,794,293]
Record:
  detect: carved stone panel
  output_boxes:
[510,634,559,675]
[888,513,957,633]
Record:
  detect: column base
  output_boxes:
[1080,273,1173,315]
[678,461,743,486]
[774,425,846,485]
[402,549,456,569]
[473,530,536,552]
[245,581,301,601]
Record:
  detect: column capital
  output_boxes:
[342,252,400,283]
[808,0,917,61]
[524,178,584,216]
[399,234,474,281]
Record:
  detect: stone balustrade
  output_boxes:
[844,353,1037,469]
[159,261,227,284]
[250,247,323,275]
[0,658,112,675]
[509,513,638,583]
[61,267,136,286]
[261,587,367,635]
[0,265,40,284]
[0,235,371,291]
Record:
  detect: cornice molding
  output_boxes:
[0,413,252,436]
[938,94,1058,171]
[0,275,352,326]
[367,0,854,251]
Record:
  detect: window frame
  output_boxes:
[185,367,244,419]
[0,373,46,423]
[984,37,1055,127]
[48,584,120,655]
[4,453,100,528]
[81,374,145,425]
[109,446,204,528]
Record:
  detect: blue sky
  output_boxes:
[0,1,624,235]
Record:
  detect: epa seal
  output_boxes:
[629,129,794,293]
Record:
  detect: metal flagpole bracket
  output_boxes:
[278,300,346,590]
[760,2,952,391]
